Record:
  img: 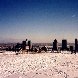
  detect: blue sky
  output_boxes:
[0,0,78,43]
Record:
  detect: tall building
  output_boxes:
[53,39,58,51]
[26,39,27,49]
[26,39,27,45]
[22,41,26,50]
[75,39,78,52]
[28,40,32,51]
[62,39,67,50]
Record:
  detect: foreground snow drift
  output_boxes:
[0,51,78,78]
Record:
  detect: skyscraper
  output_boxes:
[52,39,58,51]
[28,40,32,51]
[62,39,67,50]
[75,39,78,52]
[22,41,26,50]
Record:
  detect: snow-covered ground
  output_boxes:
[0,51,78,78]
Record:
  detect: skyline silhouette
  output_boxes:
[4,38,78,54]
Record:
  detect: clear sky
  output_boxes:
[0,0,78,43]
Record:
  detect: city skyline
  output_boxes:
[0,0,78,43]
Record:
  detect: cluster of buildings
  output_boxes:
[52,39,78,53]
[0,38,78,54]
[13,39,32,52]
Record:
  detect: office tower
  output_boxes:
[22,41,26,50]
[28,40,32,51]
[62,39,67,50]
[26,39,27,46]
[75,39,78,52]
[53,39,58,51]
[26,39,27,49]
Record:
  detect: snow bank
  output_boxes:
[0,51,78,78]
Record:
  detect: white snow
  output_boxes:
[0,51,78,78]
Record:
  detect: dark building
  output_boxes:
[41,46,47,52]
[61,39,67,50]
[52,39,58,51]
[15,43,22,52]
[75,39,78,52]
[26,39,27,46]
[22,41,26,50]
[28,40,32,51]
